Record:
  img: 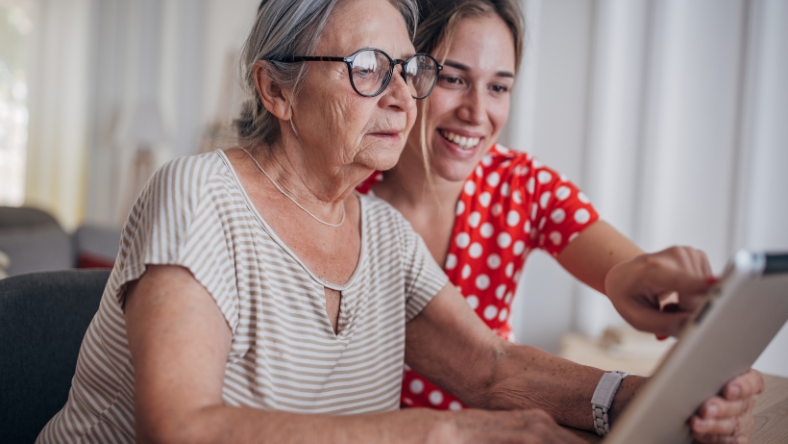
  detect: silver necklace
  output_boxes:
[241,148,346,228]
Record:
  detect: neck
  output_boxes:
[376,143,464,211]
[246,140,367,221]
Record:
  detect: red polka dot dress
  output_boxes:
[357,144,599,410]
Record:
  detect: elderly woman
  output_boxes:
[37,0,759,443]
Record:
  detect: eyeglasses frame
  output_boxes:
[268,48,443,99]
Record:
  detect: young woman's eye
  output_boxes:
[490,84,509,94]
[438,75,464,88]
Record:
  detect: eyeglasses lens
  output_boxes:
[350,51,389,96]
[351,51,438,98]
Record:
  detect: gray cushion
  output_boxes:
[0,206,60,230]
[0,226,75,276]
[0,269,110,443]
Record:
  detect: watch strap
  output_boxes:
[591,370,631,437]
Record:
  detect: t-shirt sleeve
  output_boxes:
[114,156,240,331]
[524,161,599,257]
[394,210,449,322]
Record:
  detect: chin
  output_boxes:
[432,158,477,183]
[356,148,402,172]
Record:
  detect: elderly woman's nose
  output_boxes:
[380,65,416,111]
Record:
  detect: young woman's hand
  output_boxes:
[690,369,764,444]
[603,246,714,337]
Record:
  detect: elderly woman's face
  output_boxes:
[290,0,417,173]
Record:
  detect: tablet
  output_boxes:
[604,250,788,444]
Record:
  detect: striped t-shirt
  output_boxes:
[37,150,448,443]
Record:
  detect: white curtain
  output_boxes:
[504,0,788,377]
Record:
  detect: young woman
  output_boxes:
[360,0,758,430]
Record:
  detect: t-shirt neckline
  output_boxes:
[216,150,367,292]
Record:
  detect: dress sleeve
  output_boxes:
[525,162,599,257]
[394,211,449,322]
[114,156,240,331]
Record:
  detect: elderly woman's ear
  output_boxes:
[252,61,293,121]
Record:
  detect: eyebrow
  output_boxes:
[443,60,515,78]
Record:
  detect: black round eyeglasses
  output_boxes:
[268,48,443,99]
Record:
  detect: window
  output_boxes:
[0,4,31,206]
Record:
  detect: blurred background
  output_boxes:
[0,0,786,376]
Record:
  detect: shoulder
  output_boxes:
[144,151,235,202]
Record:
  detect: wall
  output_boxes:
[504,0,788,377]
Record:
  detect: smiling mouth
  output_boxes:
[440,129,481,150]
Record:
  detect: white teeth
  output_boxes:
[441,130,480,149]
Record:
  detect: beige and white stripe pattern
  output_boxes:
[37,151,447,443]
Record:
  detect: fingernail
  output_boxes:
[656,335,668,341]
[729,385,741,398]
[706,404,718,417]
[706,276,718,285]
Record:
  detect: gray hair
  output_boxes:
[235,0,419,149]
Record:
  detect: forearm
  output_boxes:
[475,343,645,431]
[140,405,447,444]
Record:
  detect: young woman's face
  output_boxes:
[407,14,516,182]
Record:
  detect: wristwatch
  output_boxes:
[591,370,631,437]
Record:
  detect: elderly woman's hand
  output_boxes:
[689,369,765,444]
[604,246,714,337]
[431,409,586,444]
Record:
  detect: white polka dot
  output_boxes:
[538,170,552,184]
[506,210,520,227]
[550,208,566,224]
[469,243,483,258]
[464,181,476,195]
[513,190,522,204]
[513,240,525,255]
[445,254,457,269]
[481,155,493,166]
[495,284,507,299]
[501,160,511,168]
[480,223,494,238]
[476,274,490,290]
[540,191,551,209]
[455,232,471,248]
[462,264,471,279]
[410,379,424,394]
[487,254,501,269]
[497,232,512,248]
[549,231,562,245]
[569,232,580,243]
[375,172,384,181]
[479,192,492,207]
[483,305,498,320]
[491,203,503,216]
[560,173,568,182]
[505,263,514,277]
[505,292,513,303]
[466,295,479,309]
[526,177,535,194]
[524,220,531,233]
[403,363,411,371]
[538,217,546,230]
[449,401,462,411]
[530,203,538,220]
[487,172,500,187]
[456,200,465,215]
[514,270,521,282]
[575,208,591,224]
[578,192,590,203]
[498,145,510,154]
[532,158,543,168]
[499,308,509,322]
[501,183,510,196]
[556,186,571,200]
[403,397,413,405]
[520,166,530,176]
[429,390,444,405]
[475,166,483,177]
[468,212,481,228]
